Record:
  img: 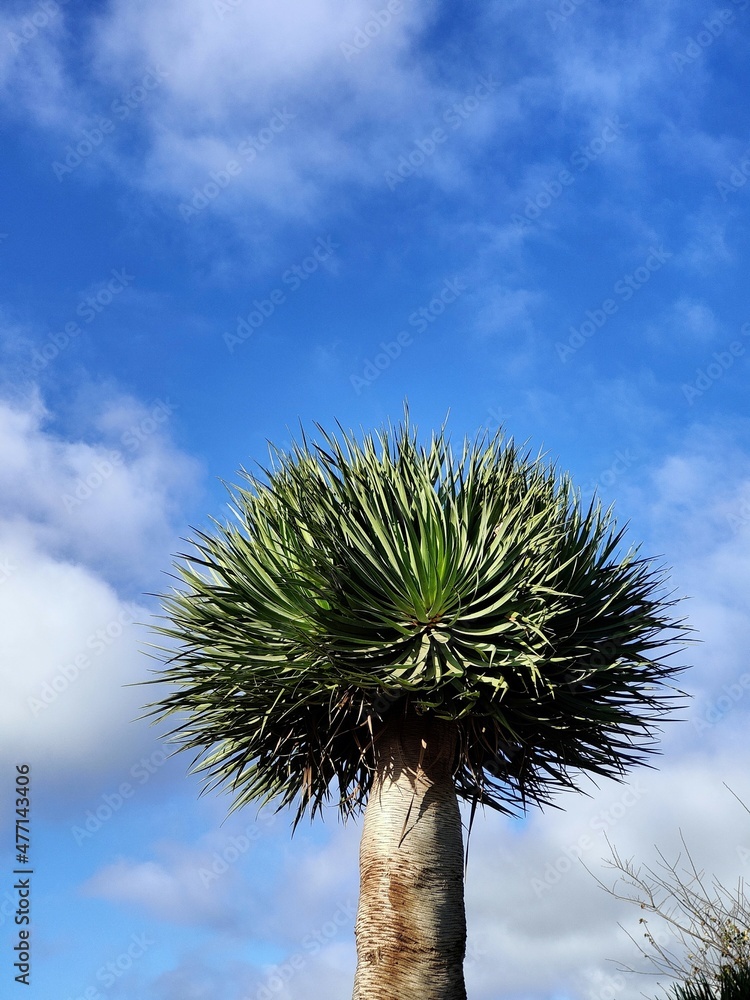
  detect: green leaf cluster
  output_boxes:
[144,411,689,824]
[669,960,750,1000]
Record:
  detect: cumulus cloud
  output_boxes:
[461,746,750,1000]
[82,802,359,933]
[0,529,146,772]
[103,0,456,220]
[148,941,355,1000]
[0,387,198,586]
[82,852,240,929]
[0,385,200,800]
[633,425,750,599]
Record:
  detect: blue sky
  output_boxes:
[1,1,750,998]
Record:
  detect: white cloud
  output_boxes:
[0,6,79,131]
[636,426,750,588]
[473,286,543,341]
[0,385,200,798]
[598,425,750,745]
[82,851,237,928]
[462,747,750,1000]
[7,0,449,223]
[92,752,750,1000]
[0,387,199,586]
[1,0,730,261]
[680,203,735,273]
[148,940,355,1000]
[0,527,146,769]
[650,297,720,346]
[89,0,423,106]
[1,1,688,237]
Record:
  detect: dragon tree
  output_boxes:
[144,410,689,999]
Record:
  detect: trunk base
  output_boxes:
[353,708,467,1000]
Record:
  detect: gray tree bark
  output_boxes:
[352,708,467,1000]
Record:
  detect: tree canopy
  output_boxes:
[145,412,689,825]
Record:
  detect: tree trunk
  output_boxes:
[352,707,467,1000]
